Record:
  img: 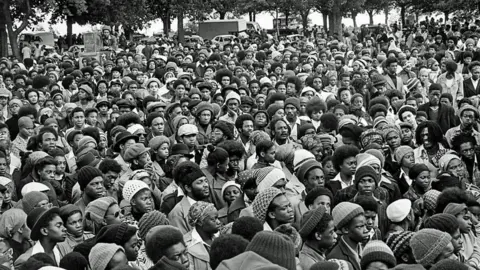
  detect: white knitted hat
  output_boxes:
[122,180,150,203]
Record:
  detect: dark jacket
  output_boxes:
[464,77,480,97]
[417,102,457,134]
[327,236,361,270]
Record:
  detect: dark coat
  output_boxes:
[463,77,480,97]
[327,236,361,270]
[417,102,457,134]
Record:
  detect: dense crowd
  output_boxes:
[2,17,480,270]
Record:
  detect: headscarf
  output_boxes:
[188,201,216,227]
[438,154,461,173]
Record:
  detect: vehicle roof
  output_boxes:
[213,35,236,38]
[201,19,246,23]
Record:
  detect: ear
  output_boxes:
[184,184,192,194]
[119,144,124,151]
[401,253,410,263]
[341,226,349,235]
[133,159,139,165]
[260,152,265,158]
[314,232,322,241]
[40,227,49,237]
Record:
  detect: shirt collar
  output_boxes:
[32,241,61,265]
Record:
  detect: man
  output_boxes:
[252,187,294,231]
[298,206,337,270]
[14,207,66,268]
[37,126,58,153]
[145,225,190,269]
[98,158,122,200]
[270,118,292,146]
[65,107,87,134]
[199,120,234,168]
[177,124,199,162]
[12,116,34,158]
[235,114,254,153]
[327,202,367,270]
[168,161,210,234]
[452,133,480,186]
[383,57,405,94]
[329,145,359,195]
[252,140,276,169]
[446,105,480,148]
[113,131,139,175]
[18,156,60,206]
[74,166,105,214]
[124,143,153,172]
[6,99,23,140]
[464,61,480,102]
[284,97,309,141]
[410,229,456,268]
[417,83,457,134]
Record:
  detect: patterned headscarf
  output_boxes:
[300,134,324,152]
[360,129,384,148]
[188,201,216,227]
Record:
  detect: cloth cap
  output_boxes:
[122,180,150,203]
[221,181,241,200]
[148,135,170,151]
[21,182,50,197]
[410,228,452,266]
[78,135,97,150]
[22,191,49,215]
[138,210,169,239]
[423,190,441,212]
[332,202,364,229]
[89,243,124,270]
[299,206,326,239]
[394,146,414,163]
[430,259,469,270]
[296,159,322,184]
[443,203,468,216]
[361,240,397,269]
[293,149,316,172]
[18,116,34,129]
[77,166,103,191]
[246,231,296,270]
[252,187,282,223]
[256,167,286,192]
[177,124,198,137]
[285,97,300,111]
[438,154,461,173]
[124,143,151,162]
[195,102,214,117]
[386,199,411,223]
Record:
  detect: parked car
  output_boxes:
[211,35,236,49]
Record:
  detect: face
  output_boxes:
[305,168,325,192]
[317,220,337,249]
[401,111,416,126]
[164,243,190,269]
[415,170,431,190]
[227,99,239,112]
[108,251,128,270]
[241,120,254,138]
[268,195,294,224]
[65,212,83,237]
[72,111,85,127]
[340,157,356,176]
[429,90,441,106]
[124,234,140,261]
[461,110,476,125]
[262,146,276,164]
[84,176,105,199]
[274,120,289,141]
[136,152,152,167]
[187,176,210,200]
[132,189,153,213]
[451,228,464,254]
[447,158,463,177]
[344,214,368,243]
[460,142,475,159]
[105,204,123,225]
[54,156,67,174]
[38,164,56,182]
[365,262,388,270]
[200,208,221,235]
[456,210,472,234]
[44,215,67,242]
[386,131,400,149]
[223,186,240,204]
[180,134,196,148]
[27,92,38,104]
[309,195,331,213]
[364,210,377,232]
[435,242,456,263]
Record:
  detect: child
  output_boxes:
[218,181,241,224]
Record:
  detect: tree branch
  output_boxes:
[14,0,31,35]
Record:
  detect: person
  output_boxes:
[74,166,105,214]
[445,104,480,148]
[209,234,249,270]
[11,116,34,158]
[354,195,383,243]
[385,231,416,265]
[15,207,66,268]
[218,181,241,224]
[98,158,122,200]
[327,202,366,270]
[88,243,128,270]
[329,145,359,195]
[244,231,297,270]
[404,164,432,203]
[56,204,94,257]
[251,140,276,169]
[422,213,464,261]
[0,208,32,263]
[360,240,397,270]
[122,179,153,226]
[184,201,221,270]
[85,196,123,234]
[113,131,139,175]
[136,210,170,270]
[452,133,480,186]
[385,199,415,240]
[202,146,230,210]
[145,225,190,269]
[393,145,415,194]
[168,161,209,234]
[417,84,457,134]
[252,186,293,231]
[410,228,456,268]
[95,223,139,264]
[298,206,337,269]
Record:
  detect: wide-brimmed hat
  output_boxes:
[27,207,61,241]
[113,131,139,152]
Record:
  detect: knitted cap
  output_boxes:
[85,197,118,224]
[292,149,315,172]
[423,190,441,212]
[423,214,459,234]
[299,206,326,239]
[285,97,300,111]
[77,166,103,191]
[0,208,27,239]
[430,259,468,270]
[386,199,411,223]
[59,251,89,270]
[394,145,414,163]
[252,187,282,223]
[361,240,396,269]
[96,223,137,246]
[310,261,341,270]
[246,231,296,270]
[332,202,364,230]
[22,191,49,215]
[295,159,322,185]
[443,203,467,216]
[385,231,414,261]
[89,243,124,270]
[256,167,286,192]
[138,210,169,239]
[122,180,150,203]
[354,166,379,188]
[410,229,452,266]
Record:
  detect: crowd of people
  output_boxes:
[1,16,480,270]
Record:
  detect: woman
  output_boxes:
[184,201,221,270]
[57,204,94,257]
[95,223,140,266]
[195,102,214,148]
[75,85,96,110]
[121,180,153,227]
[437,60,464,109]
[435,153,467,191]
[218,181,242,225]
[148,135,170,191]
[382,125,402,176]
[404,164,431,203]
[85,196,123,234]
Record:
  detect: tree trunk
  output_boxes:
[67,16,73,48]
[301,10,309,34]
[400,5,406,26]
[328,12,334,36]
[4,0,30,60]
[219,11,226,19]
[367,11,374,24]
[178,11,185,44]
[352,12,357,28]
[285,10,290,28]
[333,10,342,41]
[384,6,388,24]
[249,12,252,21]
[253,12,256,21]
[322,11,328,33]
[0,2,6,58]
[444,11,449,22]
[161,15,169,35]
